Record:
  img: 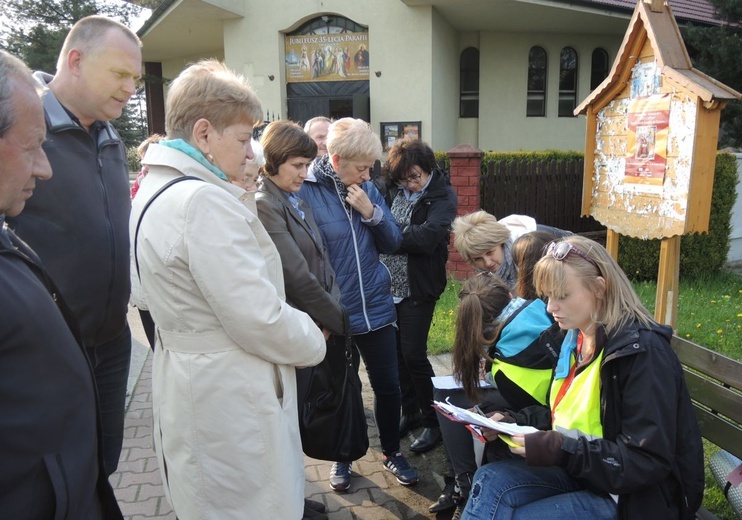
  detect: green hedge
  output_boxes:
[434,151,450,171]
[481,150,584,177]
[618,153,738,280]
[435,149,583,176]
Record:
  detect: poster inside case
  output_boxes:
[380,121,421,151]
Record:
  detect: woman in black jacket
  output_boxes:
[380,138,458,453]
[461,236,704,520]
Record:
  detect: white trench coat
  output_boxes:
[130,144,326,520]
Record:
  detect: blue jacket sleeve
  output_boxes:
[362,182,402,254]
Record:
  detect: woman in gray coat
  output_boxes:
[255,121,344,520]
[256,120,345,339]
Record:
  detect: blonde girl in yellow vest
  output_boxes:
[461,236,704,520]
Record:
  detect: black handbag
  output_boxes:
[300,333,369,462]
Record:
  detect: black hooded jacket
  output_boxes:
[383,168,458,303]
[515,321,704,520]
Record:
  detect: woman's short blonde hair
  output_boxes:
[326,117,382,162]
[533,235,652,334]
[452,211,511,263]
[165,59,263,141]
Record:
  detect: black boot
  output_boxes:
[399,411,422,437]
[428,474,457,513]
[410,426,442,453]
[452,472,473,520]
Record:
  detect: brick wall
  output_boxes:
[446,144,482,280]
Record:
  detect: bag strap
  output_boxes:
[341,309,355,364]
[134,175,203,281]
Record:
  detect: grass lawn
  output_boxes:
[428,270,742,518]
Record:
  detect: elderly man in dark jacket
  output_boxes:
[0,49,123,519]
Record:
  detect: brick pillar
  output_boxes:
[446,144,483,281]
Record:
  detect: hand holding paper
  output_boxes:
[432,399,539,437]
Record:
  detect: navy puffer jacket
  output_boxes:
[299,157,402,334]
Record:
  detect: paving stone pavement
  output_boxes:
[111,309,456,519]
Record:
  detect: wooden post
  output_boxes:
[605,229,620,261]
[655,235,680,329]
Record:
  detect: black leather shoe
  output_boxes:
[428,475,458,513]
[410,426,442,453]
[304,498,326,514]
[302,505,328,520]
[399,412,422,437]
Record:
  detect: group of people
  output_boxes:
[1,15,141,518]
[0,12,705,520]
[422,215,705,519]
[126,59,464,516]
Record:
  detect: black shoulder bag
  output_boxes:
[300,329,369,462]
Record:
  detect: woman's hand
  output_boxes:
[346,184,374,219]
[478,412,506,442]
[509,433,526,457]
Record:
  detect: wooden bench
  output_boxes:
[670,335,742,519]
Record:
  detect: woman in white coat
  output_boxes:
[130,60,327,520]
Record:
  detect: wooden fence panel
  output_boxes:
[481,158,603,234]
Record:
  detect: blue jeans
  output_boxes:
[462,458,617,520]
[86,325,132,475]
[353,325,401,455]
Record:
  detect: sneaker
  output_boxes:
[329,461,352,492]
[382,452,418,486]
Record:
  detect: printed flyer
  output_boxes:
[625,93,671,186]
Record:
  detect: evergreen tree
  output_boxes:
[0,0,147,148]
[684,0,742,148]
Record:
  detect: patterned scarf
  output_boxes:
[380,190,414,299]
[496,239,517,289]
[310,155,350,211]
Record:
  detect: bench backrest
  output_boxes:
[670,336,742,459]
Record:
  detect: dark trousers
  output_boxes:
[354,325,400,455]
[86,325,132,476]
[434,387,509,479]
[396,299,438,427]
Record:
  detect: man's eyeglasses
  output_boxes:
[546,241,600,270]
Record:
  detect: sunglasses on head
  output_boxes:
[546,241,600,270]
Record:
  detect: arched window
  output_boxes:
[527,46,547,117]
[460,47,480,118]
[558,47,578,117]
[291,15,366,35]
[591,48,610,90]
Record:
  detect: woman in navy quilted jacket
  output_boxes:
[299,118,419,492]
